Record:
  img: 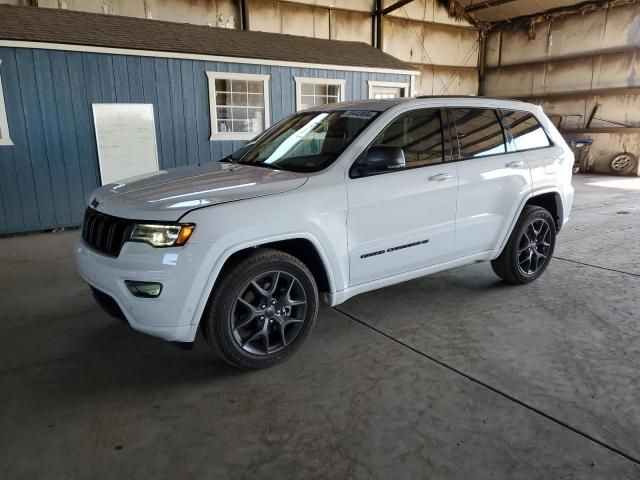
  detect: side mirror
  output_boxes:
[364,145,405,173]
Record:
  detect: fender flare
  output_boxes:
[495,188,564,255]
[189,232,338,327]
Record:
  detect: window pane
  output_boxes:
[231,92,248,107]
[448,108,506,159]
[502,110,551,151]
[375,109,443,167]
[314,96,329,107]
[247,93,264,107]
[215,79,232,92]
[231,79,248,93]
[300,95,314,110]
[301,84,314,95]
[233,107,249,119]
[216,92,231,106]
[314,84,327,96]
[247,81,263,94]
[217,107,231,119]
[217,119,232,133]
[232,120,249,133]
[327,84,340,96]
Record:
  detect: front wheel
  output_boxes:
[491,205,556,284]
[203,249,319,369]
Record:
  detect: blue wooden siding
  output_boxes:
[0,46,410,234]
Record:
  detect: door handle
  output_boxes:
[506,160,524,168]
[428,173,453,181]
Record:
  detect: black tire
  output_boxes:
[491,205,556,285]
[203,248,319,370]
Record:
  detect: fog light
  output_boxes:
[125,281,163,298]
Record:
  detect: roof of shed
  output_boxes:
[0,5,416,72]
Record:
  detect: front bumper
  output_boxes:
[74,235,211,342]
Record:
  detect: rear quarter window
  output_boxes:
[501,110,551,151]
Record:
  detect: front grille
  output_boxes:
[81,208,133,257]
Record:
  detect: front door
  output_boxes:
[347,108,459,286]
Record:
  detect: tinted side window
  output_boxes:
[374,109,444,168]
[502,110,551,151]
[447,108,506,159]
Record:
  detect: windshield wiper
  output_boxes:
[219,155,238,163]
[238,161,290,171]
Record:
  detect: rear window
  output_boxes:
[501,110,551,151]
[447,108,506,159]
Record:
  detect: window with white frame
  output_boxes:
[294,77,346,111]
[0,65,12,146]
[368,81,410,100]
[206,71,270,141]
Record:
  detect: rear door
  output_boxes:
[346,108,459,286]
[448,107,532,257]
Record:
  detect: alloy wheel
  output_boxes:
[231,271,307,355]
[517,218,552,276]
[610,153,634,172]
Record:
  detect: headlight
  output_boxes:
[129,223,195,247]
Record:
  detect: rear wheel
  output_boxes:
[491,205,556,284]
[204,249,319,369]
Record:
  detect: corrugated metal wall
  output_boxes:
[0,46,409,234]
[483,3,640,174]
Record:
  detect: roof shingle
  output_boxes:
[0,5,416,72]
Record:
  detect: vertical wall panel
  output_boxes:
[154,58,175,169]
[97,54,116,103]
[0,49,30,231]
[15,49,57,227]
[168,59,188,167]
[50,51,86,224]
[66,52,100,204]
[33,50,72,226]
[139,56,162,168]
[192,61,211,165]
[112,55,131,102]
[180,60,199,166]
[126,56,144,101]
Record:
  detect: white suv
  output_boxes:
[75,97,574,369]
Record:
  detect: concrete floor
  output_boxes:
[1,174,639,479]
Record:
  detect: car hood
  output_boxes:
[89,162,308,220]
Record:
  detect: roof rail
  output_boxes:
[415,95,525,102]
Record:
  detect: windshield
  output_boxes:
[231,110,379,173]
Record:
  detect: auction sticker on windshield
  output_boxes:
[340,111,377,120]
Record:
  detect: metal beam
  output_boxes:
[375,0,384,50]
[238,0,248,30]
[379,0,416,15]
[411,61,478,71]
[385,14,478,30]
[486,45,639,71]
[561,127,640,134]
[272,0,373,15]
[465,0,520,13]
[516,86,640,101]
